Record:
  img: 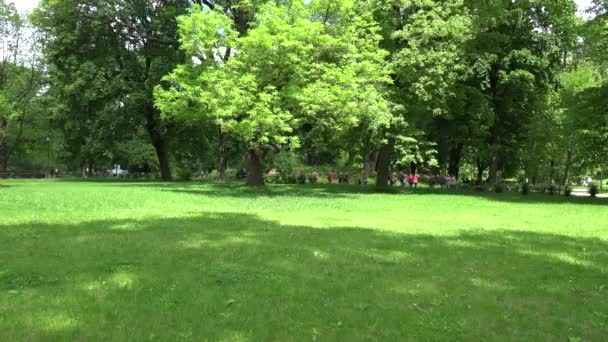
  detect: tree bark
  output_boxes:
[410,162,418,176]
[144,103,172,181]
[246,148,264,186]
[448,143,464,179]
[364,150,379,176]
[375,137,395,190]
[488,156,498,184]
[476,157,486,185]
[0,117,8,173]
[0,142,7,173]
[218,128,228,180]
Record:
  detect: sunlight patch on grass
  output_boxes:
[519,250,606,272]
[108,222,141,231]
[470,277,514,291]
[107,271,136,290]
[311,249,329,259]
[179,234,211,249]
[35,312,80,332]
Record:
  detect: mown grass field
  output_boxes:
[1,180,607,341]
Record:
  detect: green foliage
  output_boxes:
[156,1,393,181]
[273,151,299,183]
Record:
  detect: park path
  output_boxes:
[571,189,608,198]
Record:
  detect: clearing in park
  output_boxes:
[1,180,607,340]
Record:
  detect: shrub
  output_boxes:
[589,184,599,197]
[493,182,504,193]
[547,184,557,196]
[474,184,488,192]
[178,168,193,181]
[427,175,438,187]
[521,182,530,195]
[265,174,279,184]
[296,172,307,184]
[307,172,319,184]
[274,152,299,183]
[564,185,572,197]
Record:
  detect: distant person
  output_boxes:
[358,173,368,185]
[408,174,419,188]
[326,172,336,184]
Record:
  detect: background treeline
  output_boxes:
[1,0,607,188]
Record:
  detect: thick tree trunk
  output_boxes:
[218,129,228,180]
[246,148,264,186]
[375,137,395,190]
[448,143,464,179]
[144,103,172,181]
[488,156,498,184]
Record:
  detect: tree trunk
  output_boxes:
[0,118,8,173]
[87,161,94,177]
[246,148,265,186]
[563,148,572,186]
[218,128,228,180]
[144,103,172,181]
[448,143,464,179]
[0,144,7,173]
[488,156,498,184]
[549,159,555,184]
[375,137,395,190]
[476,157,486,185]
[151,136,171,181]
[364,150,379,176]
[410,162,418,176]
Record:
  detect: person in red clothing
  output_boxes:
[408,174,419,188]
[326,172,335,184]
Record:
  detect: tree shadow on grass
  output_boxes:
[1,213,607,340]
[165,182,608,205]
[45,179,608,204]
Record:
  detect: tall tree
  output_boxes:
[156,0,392,186]
[0,1,42,173]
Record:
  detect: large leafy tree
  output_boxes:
[33,0,199,180]
[156,0,392,186]
[370,0,473,187]
[0,1,43,173]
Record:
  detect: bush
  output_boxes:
[178,168,193,181]
[564,185,572,197]
[474,184,488,192]
[589,184,599,197]
[274,152,299,183]
[493,182,504,193]
[265,174,279,184]
[521,182,530,195]
[296,172,307,184]
[307,172,319,184]
[286,175,297,184]
[547,184,557,196]
[426,175,439,187]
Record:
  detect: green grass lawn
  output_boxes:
[1,180,607,341]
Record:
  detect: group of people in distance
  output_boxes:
[326,171,420,188]
[325,172,350,184]
[390,173,419,188]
